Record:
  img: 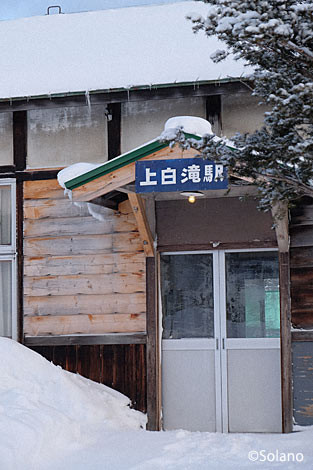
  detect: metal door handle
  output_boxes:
[222,338,225,349]
[216,338,219,350]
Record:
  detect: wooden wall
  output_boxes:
[23,179,146,337]
[290,198,313,328]
[290,198,313,425]
[156,197,277,250]
[30,343,147,412]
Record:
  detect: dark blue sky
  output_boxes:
[0,0,187,21]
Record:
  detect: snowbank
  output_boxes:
[0,338,145,470]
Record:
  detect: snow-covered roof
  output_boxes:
[0,2,251,101]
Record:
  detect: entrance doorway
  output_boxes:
[160,250,282,433]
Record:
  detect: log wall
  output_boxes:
[23,179,146,337]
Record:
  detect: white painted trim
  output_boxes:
[0,179,16,254]
[162,338,215,351]
[161,250,214,255]
[218,250,229,433]
[226,338,280,349]
[0,179,17,340]
[213,250,222,432]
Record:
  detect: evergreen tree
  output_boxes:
[162,0,313,209]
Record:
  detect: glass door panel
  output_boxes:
[160,252,218,431]
[225,251,280,338]
[161,253,214,339]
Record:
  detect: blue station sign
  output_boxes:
[135,158,228,193]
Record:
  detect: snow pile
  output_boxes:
[0,338,145,470]
[164,116,213,137]
[0,2,252,100]
[57,162,101,189]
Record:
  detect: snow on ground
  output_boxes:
[0,2,253,100]
[1,337,313,470]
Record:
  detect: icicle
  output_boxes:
[85,90,91,110]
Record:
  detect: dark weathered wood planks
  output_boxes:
[30,343,147,412]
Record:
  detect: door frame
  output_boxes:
[158,247,281,432]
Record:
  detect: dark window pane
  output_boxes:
[226,252,280,338]
[161,254,214,339]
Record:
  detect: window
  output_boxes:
[0,180,16,339]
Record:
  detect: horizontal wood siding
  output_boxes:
[292,342,313,425]
[24,179,146,336]
[30,344,147,412]
[290,198,313,328]
[290,199,313,425]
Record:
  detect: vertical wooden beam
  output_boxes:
[13,111,27,171]
[16,181,24,343]
[206,95,222,136]
[271,203,293,432]
[128,193,154,257]
[13,111,27,343]
[146,256,160,430]
[107,102,121,160]
[279,251,293,433]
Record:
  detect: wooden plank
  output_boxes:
[13,111,27,171]
[290,225,313,248]
[24,198,135,222]
[292,342,313,425]
[24,214,138,238]
[24,292,146,316]
[128,193,154,257]
[24,272,145,297]
[279,251,293,433]
[146,257,160,431]
[271,202,289,253]
[24,333,147,346]
[24,232,143,257]
[24,313,146,336]
[71,146,199,202]
[24,179,65,200]
[290,247,313,268]
[24,253,145,277]
[292,331,313,342]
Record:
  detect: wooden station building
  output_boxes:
[0,2,312,433]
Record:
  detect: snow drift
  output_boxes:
[0,338,145,470]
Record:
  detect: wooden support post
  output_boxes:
[271,202,293,432]
[107,103,121,161]
[146,256,160,430]
[279,251,293,433]
[13,111,27,343]
[128,193,154,257]
[206,95,222,136]
[13,111,27,171]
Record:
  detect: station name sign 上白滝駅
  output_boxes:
[135,158,228,193]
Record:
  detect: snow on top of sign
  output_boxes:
[0,2,252,100]
[164,116,213,137]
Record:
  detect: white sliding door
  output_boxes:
[160,249,282,433]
